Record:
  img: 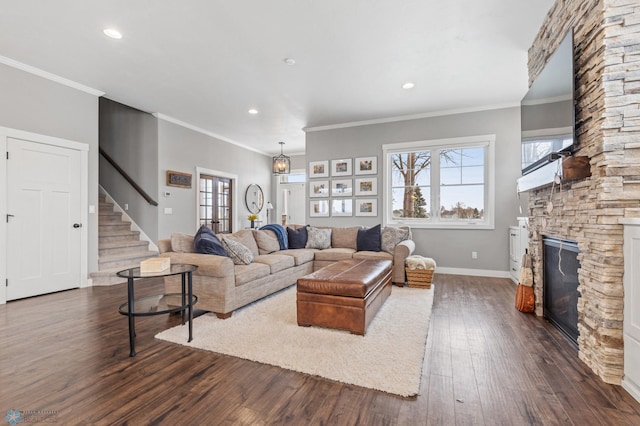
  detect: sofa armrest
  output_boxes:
[391,239,415,284]
[157,238,172,254]
[159,252,234,278]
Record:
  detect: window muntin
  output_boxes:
[384,135,494,229]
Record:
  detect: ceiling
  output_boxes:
[0,0,554,156]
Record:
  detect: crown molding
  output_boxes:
[303,102,520,132]
[0,55,104,97]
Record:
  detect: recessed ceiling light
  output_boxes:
[283,58,296,66]
[248,109,259,115]
[402,82,415,89]
[103,28,122,39]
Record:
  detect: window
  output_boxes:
[383,135,495,229]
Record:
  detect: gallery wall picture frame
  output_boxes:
[331,199,353,217]
[309,180,329,198]
[331,158,352,177]
[309,160,329,178]
[309,199,330,217]
[331,179,353,197]
[355,198,378,217]
[354,177,377,196]
[166,170,192,188]
[354,156,377,175]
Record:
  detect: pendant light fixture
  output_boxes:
[272,141,290,175]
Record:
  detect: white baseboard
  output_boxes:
[435,267,512,279]
[623,377,640,404]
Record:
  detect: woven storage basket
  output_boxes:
[405,268,434,288]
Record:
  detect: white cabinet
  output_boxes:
[509,217,529,283]
[622,220,640,403]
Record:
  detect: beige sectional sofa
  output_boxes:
[157,225,414,319]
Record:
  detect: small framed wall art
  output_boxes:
[355,198,377,217]
[309,180,329,198]
[331,179,352,197]
[331,199,353,217]
[310,199,330,217]
[355,156,377,175]
[354,177,377,196]
[331,158,352,177]
[309,160,329,178]
[166,170,192,188]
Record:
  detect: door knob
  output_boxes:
[73,223,82,228]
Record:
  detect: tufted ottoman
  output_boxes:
[296,259,392,335]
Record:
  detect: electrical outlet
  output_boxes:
[472,251,478,259]
[124,203,129,211]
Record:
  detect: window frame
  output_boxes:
[382,134,495,230]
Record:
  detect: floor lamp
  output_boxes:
[266,201,274,225]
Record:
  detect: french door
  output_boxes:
[198,174,232,234]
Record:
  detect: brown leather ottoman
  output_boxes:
[296,259,392,335]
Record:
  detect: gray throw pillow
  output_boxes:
[305,226,332,250]
[381,226,410,254]
[221,237,254,265]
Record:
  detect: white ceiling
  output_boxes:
[0,0,554,155]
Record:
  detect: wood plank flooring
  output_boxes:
[1,274,639,425]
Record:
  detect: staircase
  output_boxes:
[90,195,158,286]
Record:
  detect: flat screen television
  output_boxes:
[521,29,575,175]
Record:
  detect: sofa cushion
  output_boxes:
[253,229,280,255]
[381,226,410,254]
[224,230,260,257]
[353,251,393,261]
[234,263,270,286]
[221,237,254,265]
[254,254,295,274]
[278,248,316,266]
[357,224,381,252]
[194,226,227,256]
[331,226,360,250]
[287,226,308,249]
[314,247,355,262]
[306,226,332,249]
[171,232,196,253]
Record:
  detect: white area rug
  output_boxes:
[156,285,434,397]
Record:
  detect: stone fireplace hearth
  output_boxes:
[525,0,640,385]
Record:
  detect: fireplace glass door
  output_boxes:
[543,237,580,345]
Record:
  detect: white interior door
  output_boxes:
[6,137,82,300]
[282,183,306,225]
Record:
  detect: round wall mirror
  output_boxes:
[245,184,264,214]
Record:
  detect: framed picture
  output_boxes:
[309,200,329,217]
[355,177,377,196]
[355,198,377,217]
[309,180,329,198]
[331,179,352,197]
[355,156,377,175]
[166,170,192,188]
[309,161,329,178]
[331,199,353,217]
[331,158,352,177]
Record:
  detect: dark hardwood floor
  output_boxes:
[2,274,639,425]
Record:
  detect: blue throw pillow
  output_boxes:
[357,224,381,252]
[287,226,308,249]
[194,225,228,256]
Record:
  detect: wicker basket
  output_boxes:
[405,268,434,288]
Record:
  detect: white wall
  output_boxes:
[305,107,525,273]
[0,63,100,273]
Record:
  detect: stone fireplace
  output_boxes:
[526,0,640,384]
